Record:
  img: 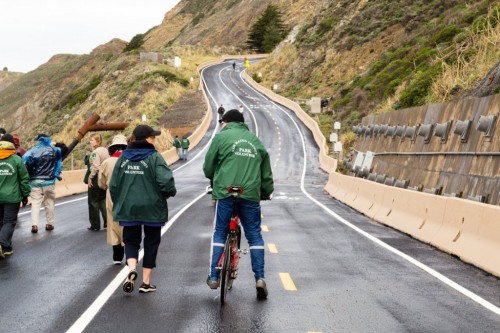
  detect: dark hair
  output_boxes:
[54,142,69,158]
[108,144,127,155]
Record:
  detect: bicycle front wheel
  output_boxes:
[220,237,232,306]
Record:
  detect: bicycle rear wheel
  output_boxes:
[220,237,232,306]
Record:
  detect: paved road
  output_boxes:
[1,60,500,333]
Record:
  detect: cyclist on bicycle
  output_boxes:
[203,109,274,299]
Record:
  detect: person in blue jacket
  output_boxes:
[22,134,62,233]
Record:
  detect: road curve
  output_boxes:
[1,59,499,333]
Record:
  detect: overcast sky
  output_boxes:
[0,0,181,73]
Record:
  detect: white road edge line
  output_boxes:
[239,74,500,316]
[66,192,206,333]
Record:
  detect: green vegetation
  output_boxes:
[123,34,145,52]
[58,75,102,110]
[247,5,289,53]
[150,70,190,87]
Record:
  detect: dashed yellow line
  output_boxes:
[268,243,278,253]
[261,225,269,232]
[279,273,297,291]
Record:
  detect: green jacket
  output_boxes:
[203,122,274,202]
[181,138,190,149]
[0,141,31,203]
[109,141,176,223]
[173,138,181,148]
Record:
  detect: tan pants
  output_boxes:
[30,185,56,227]
[106,190,123,246]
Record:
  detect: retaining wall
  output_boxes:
[242,73,500,278]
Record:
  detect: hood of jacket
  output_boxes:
[36,136,52,147]
[0,141,16,159]
[122,140,156,161]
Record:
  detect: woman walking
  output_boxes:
[87,133,109,231]
[98,134,128,264]
[110,125,176,293]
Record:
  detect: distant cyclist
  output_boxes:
[203,109,274,299]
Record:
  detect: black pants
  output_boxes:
[123,225,162,269]
[0,203,20,250]
[88,177,106,229]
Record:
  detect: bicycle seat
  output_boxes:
[227,186,244,196]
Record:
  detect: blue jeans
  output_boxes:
[0,203,20,250]
[181,148,188,160]
[209,197,265,281]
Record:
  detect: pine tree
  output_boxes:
[247,5,288,53]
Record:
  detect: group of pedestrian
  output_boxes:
[172,135,190,160]
[0,131,63,258]
[1,112,274,300]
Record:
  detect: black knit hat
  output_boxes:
[219,109,244,124]
[1,133,15,145]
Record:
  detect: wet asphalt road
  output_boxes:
[1,60,500,333]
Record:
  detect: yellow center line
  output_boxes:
[261,225,269,232]
[268,243,278,253]
[279,273,297,291]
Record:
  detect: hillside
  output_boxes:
[0,0,498,169]
[146,0,499,142]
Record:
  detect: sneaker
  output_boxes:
[0,245,4,259]
[45,224,54,231]
[87,226,99,231]
[31,225,38,233]
[139,283,157,293]
[123,270,138,293]
[113,261,122,265]
[206,276,219,290]
[3,248,13,256]
[256,279,268,299]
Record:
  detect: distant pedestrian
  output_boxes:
[232,62,236,70]
[217,104,225,120]
[98,134,128,265]
[0,134,31,258]
[239,105,244,114]
[110,124,177,293]
[172,135,181,158]
[0,128,5,140]
[22,134,62,233]
[87,133,109,231]
[12,133,26,157]
[181,136,190,160]
[244,58,250,69]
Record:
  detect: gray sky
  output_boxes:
[0,0,180,73]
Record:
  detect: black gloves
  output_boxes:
[22,196,29,207]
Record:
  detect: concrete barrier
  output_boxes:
[431,198,500,276]
[374,187,446,243]
[55,169,88,198]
